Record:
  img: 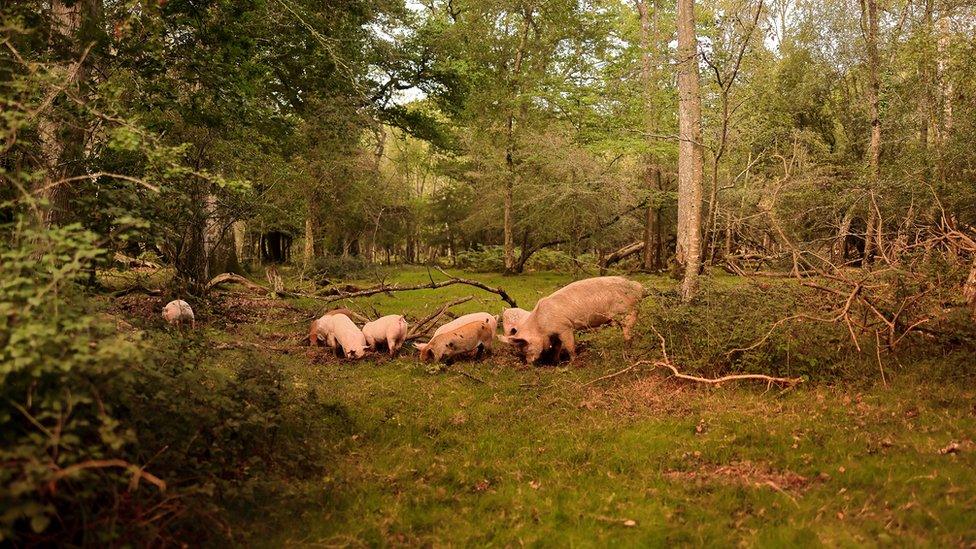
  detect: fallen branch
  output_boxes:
[319,268,516,308]
[206,272,322,300]
[650,327,802,387]
[207,272,270,294]
[434,267,517,307]
[601,241,644,269]
[113,252,161,270]
[46,459,166,494]
[405,295,474,341]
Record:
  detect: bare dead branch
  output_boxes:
[46,459,167,494]
[405,295,474,341]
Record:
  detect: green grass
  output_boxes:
[118,266,976,546]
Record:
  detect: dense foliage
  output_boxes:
[3,0,976,543]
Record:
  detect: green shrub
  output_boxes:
[311,255,373,280]
[454,246,506,272]
[642,277,854,380]
[0,221,344,544]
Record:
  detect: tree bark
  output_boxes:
[503,10,532,273]
[834,207,854,266]
[303,214,315,271]
[36,0,101,227]
[637,0,662,271]
[936,15,952,140]
[860,0,881,268]
[676,0,704,301]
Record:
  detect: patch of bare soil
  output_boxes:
[216,294,306,326]
[109,293,167,326]
[664,460,815,493]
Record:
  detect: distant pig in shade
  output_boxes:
[501,307,530,336]
[414,318,494,364]
[329,313,369,359]
[362,315,408,357]
[162,299,195,329]
[499,276,644,364]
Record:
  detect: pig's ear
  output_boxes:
[413,342,427,351]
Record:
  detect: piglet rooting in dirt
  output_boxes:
[362,314,408,357]
[414,318,494,364]
[162,299,195,329]
[328,313,369,359]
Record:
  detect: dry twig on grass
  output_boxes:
[648,327,803,387]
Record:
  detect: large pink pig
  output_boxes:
[500,276,644,364]
[362,315,408,357]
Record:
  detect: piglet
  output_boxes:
[309,308,358,346]
[501,307,530,336]
[432,312,497,344]
[162,299,195,329]
[329,313,369,359]
[362,315,408,357]
[415,318,494,364]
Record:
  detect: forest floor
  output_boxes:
[103,267,976,546]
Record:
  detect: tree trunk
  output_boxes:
[918,0,934,185]
[860,0,881,268]
[36,0,101,227]
[303,214,315,271]
[637,0,662,271]
[963,258,976,320]
[503,10,532,274]
[937,15,952,139]
[834,207,854,266]
[676,0,704,301]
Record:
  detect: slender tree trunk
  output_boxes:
[303,214,315,271]
[860,0,881,268]
[676,0,704,301]
[918,0,934,185]
[963,258,976,320]
[834,207,854,266]
[937,15,952,139]
[637,0,661,271]
[503,11,532,273]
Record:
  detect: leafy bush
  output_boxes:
[642,277,855,380]
[454,246,506,272]
[0,220,344,544]
[311,255,373,280]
